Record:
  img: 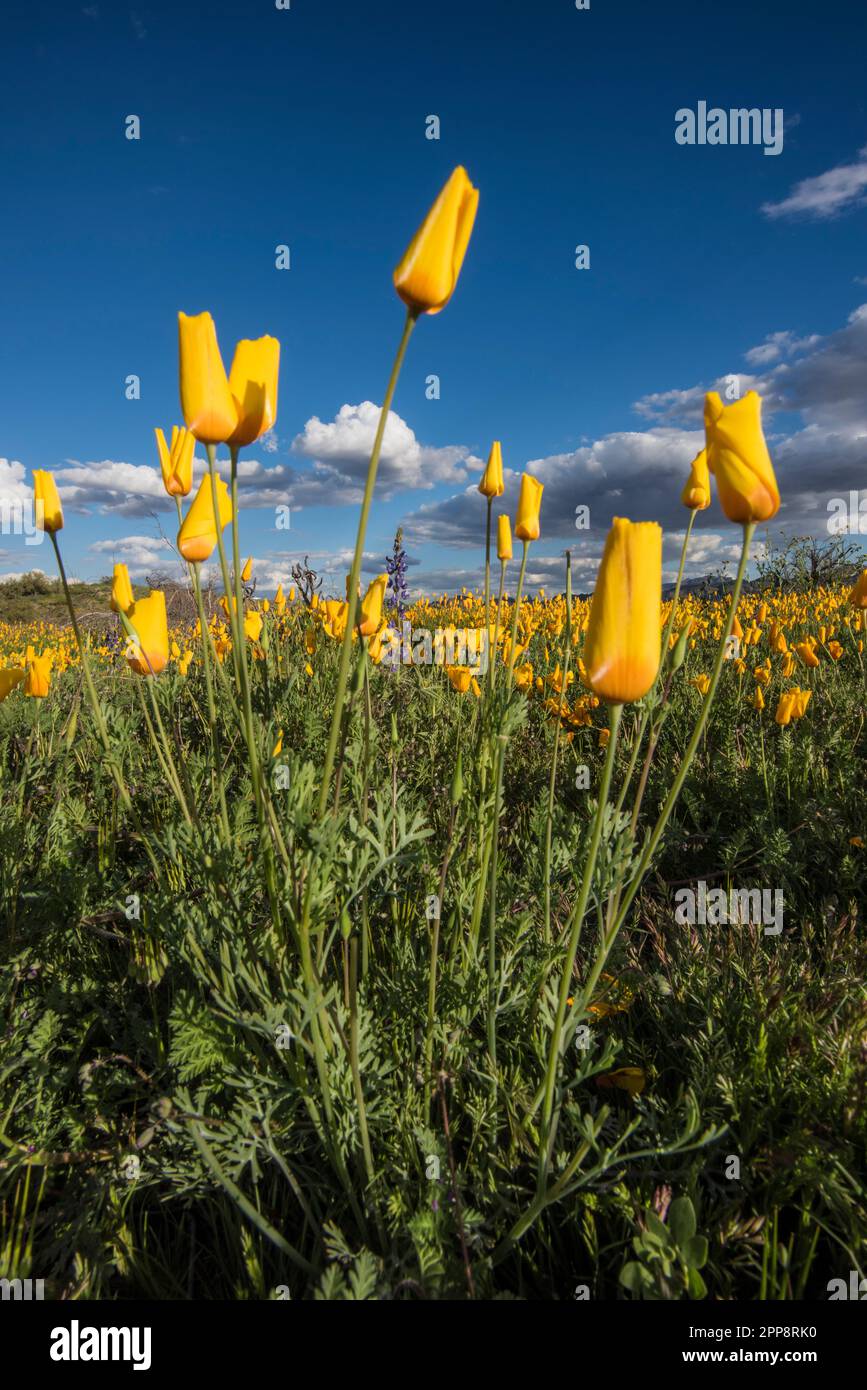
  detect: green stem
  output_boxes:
[349,935,375,1187]
[49,534,161,875]
[505,541,530,691]
[538,701,622,1185]
[543,551,573,943]
[489,558,507,695]
[486,735,507,1072]
[192,563,232,844]
[317,309,416,817]
[483,495,492,656]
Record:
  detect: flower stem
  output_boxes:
[538,701,622,1186]
[317,309,416,817]
[192,563,232,844]
[505,541,530,690]
[543,551,573,944]
[49,534,162,874]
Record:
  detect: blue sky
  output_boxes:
[1,0,866,596]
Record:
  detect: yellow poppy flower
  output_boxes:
[583,518,661,704]
[393,166,479,316]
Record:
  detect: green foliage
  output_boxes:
[0,592,865,1301]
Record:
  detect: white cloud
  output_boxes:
[54,460,168,516]
[400,299,867,570]
[761,145,867,220]
[0,458,32,508]
[744,330,821,366]
[404,427,704,549]
[15,404,479,523]
[0,567,49,584]
[293,401,480,496]
[89,534,176,578]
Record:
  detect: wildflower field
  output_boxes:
[1,167,865,1304]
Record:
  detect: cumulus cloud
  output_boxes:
[403,427,704,550]
[400,299,867,581]
[407,531,748,599]
[9,404,479,524]
[744,330,821,366]
[292,402,480,496]
[761,146,867,220]
[0,458,32,509]
[88,534,177,578]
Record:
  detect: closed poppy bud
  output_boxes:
[758,602,769,623]
[178,311,239,444]
[393,165,479,316]
[0,669,25,702]
[848,569,867,608]
[583,518,662,704]
[177,473,233,563]
[479,441,504,499]
[775,692,796,726]
[126,591,169,676]
[32,470,64,533]
[359,574,388,637]
[228,336,280,448]
[670,625,690,672]
[514,473,544,542]
[241,556,253,583]
[753,685,765,711]
[796,641,820,668]
[111,562,135,616]
[497,514,513,562]
[155,425,195,498]
[731,614,743,640]
[450,748,464,805]
[350,651,366,695]
[681,448,711,510]
[703,390,780,524]
[793,688,812,718]
[24,651,52,697]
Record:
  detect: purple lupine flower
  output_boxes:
[385,526,410,622]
